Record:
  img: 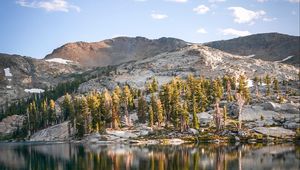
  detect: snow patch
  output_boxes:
[4,68,12,77]
[24,88,45,93]
[247,54,255,58]
[247,79,254,88]
[45,58,73,64]
[280,56,294,62]
[6,86,12,89]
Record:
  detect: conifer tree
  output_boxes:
[264,74,271,96]
[137,95,147,123]
[48,99,56,125]
[156,99,164,127]
[40,99,48,127]
[151,77,159,93]
[122,85,133,126]
[62,93,74,121]
[87,91,100,132]
[160,84,171,126]
[170,81,180,129]
[238,75,251,103]
[192,96,199,129]
[212,79,224,102]
[111,92,120,129]
[148,105,154,127]
[181,101,189,132]
[273,77,279,95]
[101,89,112,127]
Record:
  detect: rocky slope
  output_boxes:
[205,33,300,66]
[45,37,188,67]
[78,44,299,92]
[0,53,81,106]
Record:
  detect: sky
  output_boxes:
[0,0,299,59]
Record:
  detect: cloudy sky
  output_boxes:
[0,0,299,58]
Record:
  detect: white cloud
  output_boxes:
[196,28,207,34]
[257,0,268,2]
[263,17,277,22]
[16,0,80,12]
[193,5,210,14]
[221,28,251,37]
[288,0,300,3]
[165,0,188,3]
[228,7,265,24]
[209,0,226,3]
[151,13,168,20]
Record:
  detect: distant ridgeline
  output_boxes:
[0,65,116,139]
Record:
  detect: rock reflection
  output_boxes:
[0,142,299,170]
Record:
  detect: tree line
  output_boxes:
[56,74,290,137]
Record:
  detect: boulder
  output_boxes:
[262,101,300,114]
[197,112,213,127]
[188,128,199,135]
[253,127,295,138]
[283,122,300,130]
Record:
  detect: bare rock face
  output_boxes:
[30,121,73,141]
[45,37,188,67]
[0,115,26,136]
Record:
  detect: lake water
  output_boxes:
[0,142,299,170]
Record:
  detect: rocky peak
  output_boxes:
[44,36,188,67]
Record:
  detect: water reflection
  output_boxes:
[0,142,299,170]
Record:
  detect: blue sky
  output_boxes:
[0,0,299,58]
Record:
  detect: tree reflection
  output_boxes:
[0,143,298,170]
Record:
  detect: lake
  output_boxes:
[0,142,299,170]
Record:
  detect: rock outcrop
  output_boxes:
[30,121,73,141]
[0,115,26,137]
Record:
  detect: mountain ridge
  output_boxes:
[205,32,300,66]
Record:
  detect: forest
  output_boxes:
[10,73,293,138]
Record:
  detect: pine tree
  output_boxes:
[264,74,271,96]
[160,84,171,126]
[156,99,164,127]
[122,85,133,126]
[151,77,159,93]
[87,91,100,132]
[273,77,279,95]
[148,105,154,127]
[212,79,224,103]
[40,99,48,127]
[137,95,147,123]
[111,92,120,129]
[192,96,199,129]
[48,99,56,126]
[238,75,251,103]
[101,89,112,127]
[62,93,74,121]
[170,81,180,129]
[181,101,189,132]
[75,96,89,136]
